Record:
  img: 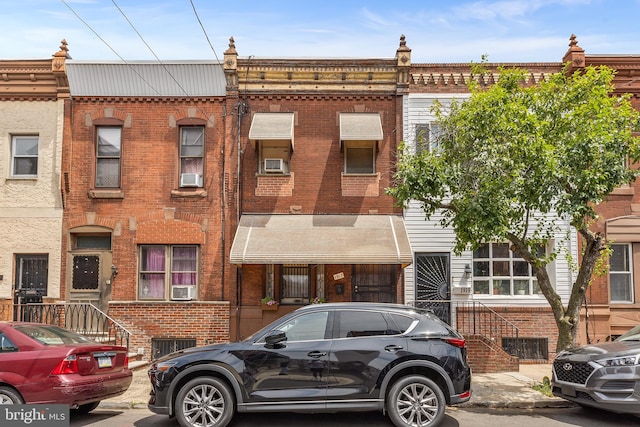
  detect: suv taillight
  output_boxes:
[51,354,79,375]
[444,338,466,348]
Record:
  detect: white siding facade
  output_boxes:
[402,93,576,307]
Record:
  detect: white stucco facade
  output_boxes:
[0,100,64,300]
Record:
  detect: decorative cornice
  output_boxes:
[0,40,70,100]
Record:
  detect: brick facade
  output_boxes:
[60,92,238,358]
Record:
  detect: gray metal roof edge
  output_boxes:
[67,60,223,65]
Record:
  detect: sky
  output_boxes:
[2,0,640,63]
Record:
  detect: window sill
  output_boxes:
[88,189,124,199]
[171,188,207,198]
[6,176,38,180]
[611,186,634,196]
[342,172,377,176]
[256,173,291,177]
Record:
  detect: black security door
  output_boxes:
[415,253,451,324]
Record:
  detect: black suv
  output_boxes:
[148,302,472,427]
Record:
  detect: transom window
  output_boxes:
[344,141,375,174]
[180,127,204,187]
[96,126,122,188]
[11,135,39,176]
[472,243,542,296]
[139,245,198,300]
[609,243,633,303]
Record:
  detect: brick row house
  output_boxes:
[60,57,234,358]
[226,38,413,339]
[562,38,640,343]
[2,36,639,370]
[0,42,69,319]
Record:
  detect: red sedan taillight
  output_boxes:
[124,354,129,369]
[50,354,79,375]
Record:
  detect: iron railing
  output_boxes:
[3,303,131,350]
[410,299,525,357]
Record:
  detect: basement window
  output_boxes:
[151,338,196,359]
[502,337,549,360]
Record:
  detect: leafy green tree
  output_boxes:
[389,65,640,351]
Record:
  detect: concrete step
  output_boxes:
[128,360,149,371]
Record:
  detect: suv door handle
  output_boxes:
[384,345,403,352]
[307,351,327,358]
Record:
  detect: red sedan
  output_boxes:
[0,322,132,413]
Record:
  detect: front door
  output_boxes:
[67,231,114,316]
[415,253,451,324]
[351,264,397,303]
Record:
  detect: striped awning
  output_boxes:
[230,214,412,265]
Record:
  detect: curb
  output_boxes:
[98,401,149,410]
[460,399,576,409]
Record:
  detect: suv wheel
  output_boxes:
[175,377,234,427]
[387,375,445,427]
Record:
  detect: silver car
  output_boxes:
[551,324,640,414]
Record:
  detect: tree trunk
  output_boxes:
[510,229,606,353]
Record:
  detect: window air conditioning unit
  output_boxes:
[263,158,284,173]
[171,285,195,301]
[180,173,202,187]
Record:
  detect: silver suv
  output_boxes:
[551,324,640,414]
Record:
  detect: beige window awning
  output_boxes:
[339,113,383,145]
[249,112,295,149]
[606,215,640,242]
[230,214,412,265]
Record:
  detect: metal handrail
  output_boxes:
[9,303,131,350]
[409,299,523,357]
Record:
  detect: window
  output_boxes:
[0,333,18,353]
[472,243,542,296]
[72,255,100,290]
[96,126,122,188]
[610,244,633,303]
[180,127,204,187]
[15,255,48,294]
[415,123,442,153]
[334,310,397,338]
[11,135,38,176]
[276,311,329,342]
[344,141,375,174]
[280,264,310,304]
[259,141,290,174]
[139,245,198,300]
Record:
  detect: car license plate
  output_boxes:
[98,356,112,368]
[561,386,576,397]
